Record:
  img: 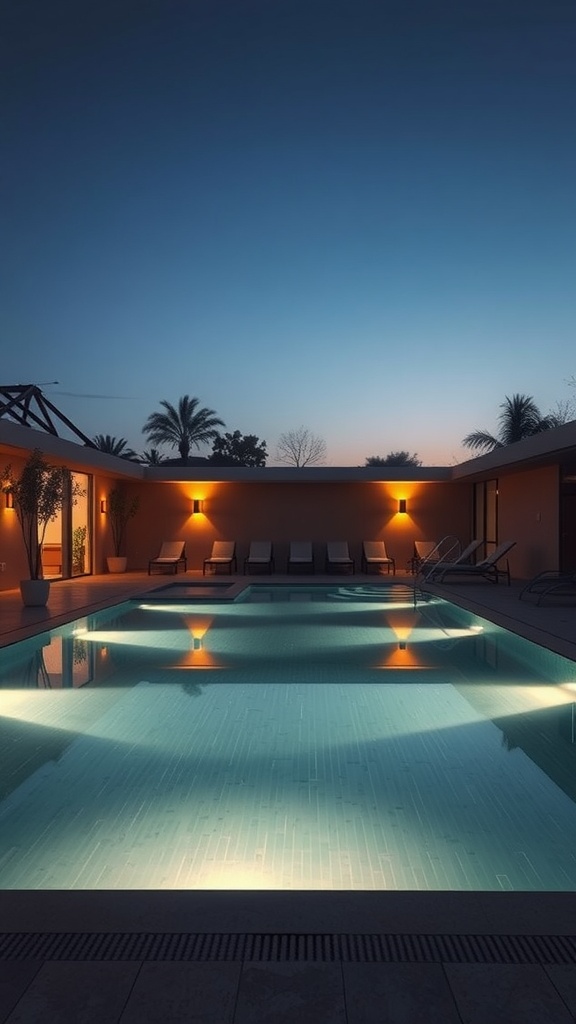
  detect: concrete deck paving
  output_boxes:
[1,571,576,1022]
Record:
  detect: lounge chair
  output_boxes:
[287,541,314,573]
[325,541,355,574]
[203,540,237,575]
[244,541,274,574]
[419,539,483,580]
[431,541,516,585]
[408,540,440,574]
[361,540,395,575]
[519,570,576,605]
[148,540,187,575]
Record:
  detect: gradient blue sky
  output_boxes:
[3,0,575,465]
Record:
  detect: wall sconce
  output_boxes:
[398,499,407,514]
[192,637,203,651]
[100,499,107,514]
[192,498,204,515]
[398,641,407,651]
[5,490,14,509]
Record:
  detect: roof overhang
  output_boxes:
[142,465,454,483]
[452,420,576,481]
[0,421,144,479]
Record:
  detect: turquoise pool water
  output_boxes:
[1,583,576,891]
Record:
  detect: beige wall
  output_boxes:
[0,446,561,590]
[0,454,122,589]
[126,479,473,573]
[1,451,29,587]
[497,465,559,578]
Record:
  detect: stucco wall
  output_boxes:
[497,464,559,578]
[126,479,473,574]
[0,453,562,589]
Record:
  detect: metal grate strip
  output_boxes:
[0,932,575,964]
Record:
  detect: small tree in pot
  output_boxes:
[107,486,140,572]
[2,448,68,604]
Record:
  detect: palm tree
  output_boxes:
[140,448,165,466]
[92,434,139,461]
[142,396,225,464]
[462,394,560,453]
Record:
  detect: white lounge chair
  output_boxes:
[148,540,187,575]
[361,540,395,575]
[287,541,314,573]
[432,541,516,585]
[203,540,237,575]
[409,540,440,574]
[325,541,355,574]
[244,541,274,574]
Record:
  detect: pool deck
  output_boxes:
[1,571,576,1022]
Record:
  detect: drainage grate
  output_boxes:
[0,932,575,964]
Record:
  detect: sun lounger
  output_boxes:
[431,541,516,585]
[203,540,237,575]
[244,541,274,574]
[519,570,576,605]
[408,540,440,574]
[287,541,314,573]
[148,540,187,575]
[325,541,355,573]
[419,539,483,580]
[361,540,395,574]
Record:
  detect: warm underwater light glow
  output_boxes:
[191,864,280,889]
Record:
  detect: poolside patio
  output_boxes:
[1,572,576,1022]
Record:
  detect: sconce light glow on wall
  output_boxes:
[100,499,107,514]
[192,498,204,515]
[192,636,203,650]
[398,498,407,514]
[4,489,14,509]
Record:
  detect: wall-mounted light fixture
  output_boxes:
[398,641,407,651]
[192,498,204,515]
[192,636,203,651]
[5,490,14,509]
[100,499,107,514]
[398,498,407,514]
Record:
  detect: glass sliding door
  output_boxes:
[473,479,498,561]
[40,471,92,579]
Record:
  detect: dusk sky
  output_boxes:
[3,0,575,466]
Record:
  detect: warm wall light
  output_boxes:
[192,637,203,650]
[398,498,407,514]
[5,490,14,509]
[100,499,107,514]
[192,498,204,515]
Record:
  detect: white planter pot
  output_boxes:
[20,579,50,606]
[107,556,128,574]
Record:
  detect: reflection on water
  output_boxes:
[0,634,93,689]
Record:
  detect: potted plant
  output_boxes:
[107,486,140,572]
[2,448,68,606]
[72,525,87,575]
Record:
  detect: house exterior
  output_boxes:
[2,414,576,590]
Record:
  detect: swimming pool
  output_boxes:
[1,582,576,891]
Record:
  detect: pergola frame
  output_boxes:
[0,385,96,447]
